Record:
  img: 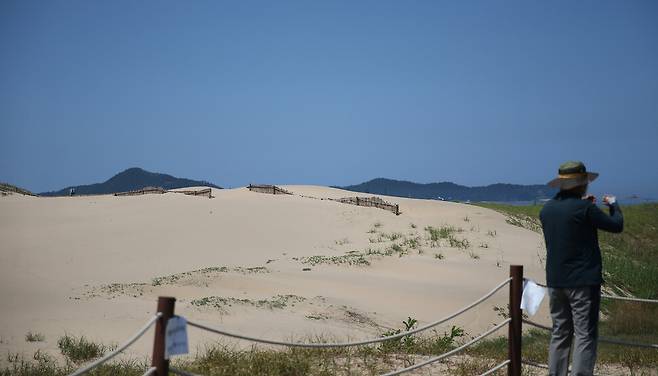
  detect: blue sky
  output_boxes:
[1,1,657,197]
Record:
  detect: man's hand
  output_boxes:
[584,194,596,203]
[603,195,617,206]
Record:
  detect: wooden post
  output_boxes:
[151,296,176,376]
[356,197,360,206]
[273,185,276,195]
[395,204,399,215]
[508,265,523,376]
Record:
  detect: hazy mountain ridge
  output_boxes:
[40,168,221,196]
[340,178,556,202]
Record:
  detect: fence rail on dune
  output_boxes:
[171,188,213,198]
[247,184,293,195]
[246,185,400,215]
[67,264,658,376]
[330,196,400,215]
[114,187,167,196]
[114,187,213,198]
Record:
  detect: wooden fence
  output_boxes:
[247,184,292,195]
[115,187,213,198]
[332,196,400,215]
[172,188,213,198]
[114,187,167,196]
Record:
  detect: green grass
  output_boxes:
[425,225,459,242]
[57,334,115,364]
[1,350,144,376]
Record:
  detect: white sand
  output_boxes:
[0,186,549,362]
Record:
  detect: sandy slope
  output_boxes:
[0,186,549,362]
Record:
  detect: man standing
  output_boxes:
[540,161,623,376]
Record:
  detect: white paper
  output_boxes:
[520,280,547,316]
[165,316,189,359]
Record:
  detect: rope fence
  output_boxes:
[478,360,510,376]
[170,367,202,376]
[533,281,658,304]
[600,294,658,304]
[142,366,157,376]
[162,270,518,376]
[66,267,522,376]
[523,319,658,349]
[66,265,656,376]
[521,360,605,376]
[187,277,511,348]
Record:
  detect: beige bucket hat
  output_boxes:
[548,161,599,190]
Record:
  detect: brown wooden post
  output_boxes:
[151,296,176,376]
[273,185,276,195]
[356,197,360,206]
[508,265,523,376]
[395,204,399,215]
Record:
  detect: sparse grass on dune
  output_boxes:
[191,295,306,311]
[0,182,35,196]
[25,332,45,343]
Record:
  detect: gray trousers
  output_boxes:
[548,285,601,376]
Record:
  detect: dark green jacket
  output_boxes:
[539,191,623,287]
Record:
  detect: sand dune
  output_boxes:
[0,186,549,362]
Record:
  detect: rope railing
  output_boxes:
[60,265,658,376]
[478,359,510,376]
[521,360,606,376]
[142,366,157,376]
[171,319,512,376]
[186,277,511,348]
[381,318,511,376]
[66,266,528,375]
[170,367,202,376]
[521,359,549,369]
[531,280,658,304]
[68,313,162,376]
[522,318,551,331]
[523,319,658,349]
[601,294,658,304]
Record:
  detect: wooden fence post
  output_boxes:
[273,185,276,195]
[395,204,399,215]
[508,265,523,376]
[151,296,176,376]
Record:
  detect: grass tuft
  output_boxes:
[25,332,45,343]
[57,335,113,364]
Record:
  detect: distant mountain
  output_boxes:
[340,178,556,202]
[40,168,222,196]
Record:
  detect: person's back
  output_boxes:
[540,190,622,289]
[540,161,623,376]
